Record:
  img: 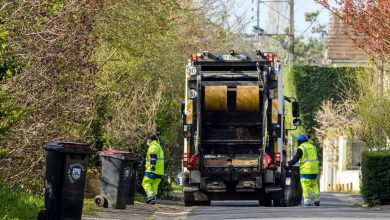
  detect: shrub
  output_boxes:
[284,66,363,136]
[361,151,390,206]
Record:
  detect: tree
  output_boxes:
[316,0,390,150]
[92,0,251,194]
[0,0,251,194]
[0,0,102,192]
[316,0,390,59]
[283,10,327,65]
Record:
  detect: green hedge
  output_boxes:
[284,66,363,135]
[361,151,390,206]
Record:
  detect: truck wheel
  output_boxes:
[197,200,211,206]
[273,199,281,207]
[294,195,302,206]
[274,198,290,207]
[37,210,48,220]
[184,192,196,207]
[259,199,272,207]
[94,195,107,207]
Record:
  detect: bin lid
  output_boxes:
[98,150,135,160]
[44,142,95,155]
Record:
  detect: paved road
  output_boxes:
[84,193,390,220]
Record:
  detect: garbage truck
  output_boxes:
[181,50,302,206]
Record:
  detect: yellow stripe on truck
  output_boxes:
[186,141,190,155]
[271,99,278,124]
[274,141,278,154]
[186,100,193,124]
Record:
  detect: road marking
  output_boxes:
[154,211,190,215]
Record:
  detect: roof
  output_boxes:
[325,14,368,67]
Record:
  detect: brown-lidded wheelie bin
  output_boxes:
[94,150,137,209]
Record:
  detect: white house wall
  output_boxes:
[320,136,361,192]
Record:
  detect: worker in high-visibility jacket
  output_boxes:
[286,134,320,207]
[142,133,164,205]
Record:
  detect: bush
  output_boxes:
[284,66,363,135]
[361,151,390,206]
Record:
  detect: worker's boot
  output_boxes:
[314,201,320,207]
[303,200,311,207]
[150,197,156,205]
[146,195,156,204]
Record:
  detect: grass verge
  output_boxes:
[83,198,99,216]
[0,182,99,219]
[0,182,44,220]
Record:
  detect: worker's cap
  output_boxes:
[147,133,159,141]
[296,134,308,142]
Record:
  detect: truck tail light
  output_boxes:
[267,53,275,62]
[183,153,188,167]
[191,54,198,61]
[189,153,198,171]
[275,152,281,166]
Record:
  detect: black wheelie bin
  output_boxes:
[94,150,137,209]
[289,165,303,206]
[38,142,94,220]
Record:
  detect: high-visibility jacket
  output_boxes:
[145,140,164,176]
[298,142,319,174]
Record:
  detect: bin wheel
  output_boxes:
[37,210,48,220]
[94,195,106,207]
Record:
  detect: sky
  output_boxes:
[235,0,329,39]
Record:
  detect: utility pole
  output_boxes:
[257,0,260,29]
[289,0,294,67]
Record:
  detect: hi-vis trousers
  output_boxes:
[142,176,161,198]
[300,177,320,205]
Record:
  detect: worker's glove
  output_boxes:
[150,165,156,172]
[135,160,144,171]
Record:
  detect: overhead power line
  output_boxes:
[300,8,324,37]
[260,1,289,21]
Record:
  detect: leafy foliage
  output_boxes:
[276,10,327,65]
[0,15,25,139]
[0,91,27,135]
[353,69,390,150]
[315,0,390,150]
[316,0,390,59]
[0,19,20,80]
[284,66,362,136]
[294,37,326,65]
[0,0,102,192]
[314,99,359,140]
[361,151,390,206]
[0,0,249,195]
[91,0,250,188]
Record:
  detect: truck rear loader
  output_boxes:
[181,50,302,206]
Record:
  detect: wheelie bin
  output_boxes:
[94,150,137,209]
[38,142,94,220]
[288,165,303,205]
[127,167,137,205]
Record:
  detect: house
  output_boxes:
[320,137,363,192]
[325,14,368,66]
